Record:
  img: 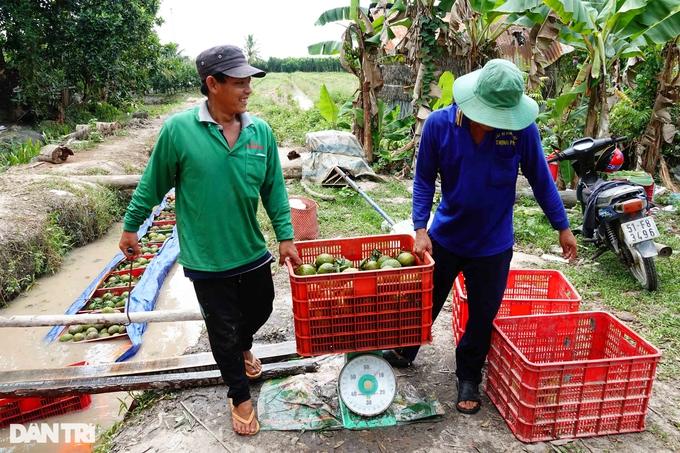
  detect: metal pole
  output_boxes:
[335,167,396,226]
[0,310,204,328]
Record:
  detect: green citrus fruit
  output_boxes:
[317,262,337,274]
[380,259,402,269]
[314,253,335,268]
[396,252,416,267]
[294,264,317,276]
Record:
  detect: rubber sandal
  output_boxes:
[456,380,482,414]
[229,400,260,436]
[382,350,413,368]
[244,357,262,380]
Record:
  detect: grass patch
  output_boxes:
[0,139,43,170]
[249,72,357,146]
[0,181,126,305]
[513,196,680,378]
[288,72,358,103]
[0,213,71,304]
[257,178,411,252]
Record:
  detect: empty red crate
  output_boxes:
[0,362,92,427]
[486,311,661,442]
[287,234,434,356]
[452,269,581,344]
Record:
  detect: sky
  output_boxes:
[156,0,371,59]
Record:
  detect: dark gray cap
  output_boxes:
[195,45,265,80]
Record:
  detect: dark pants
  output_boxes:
[397,239,512,384]
[192,264,274,406]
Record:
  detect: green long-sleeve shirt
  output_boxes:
[123,103,293,272]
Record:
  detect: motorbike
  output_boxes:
[548,136,672,291]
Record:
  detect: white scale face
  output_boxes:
[338,354,397,416]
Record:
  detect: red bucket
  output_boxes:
[289,197,319,241]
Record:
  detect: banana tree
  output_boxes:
[503,0,680,139]
[635,38,679,189]
[308,0,411,163]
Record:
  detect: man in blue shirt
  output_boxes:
[384,59,577,414]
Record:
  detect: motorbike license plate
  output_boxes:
[621,217,660,245]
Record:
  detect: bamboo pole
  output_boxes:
[0,310,204,328]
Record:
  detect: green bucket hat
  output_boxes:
[453,59,538,131]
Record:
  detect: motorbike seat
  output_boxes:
[594,185,646,208]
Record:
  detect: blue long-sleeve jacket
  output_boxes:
[413,104,569,258]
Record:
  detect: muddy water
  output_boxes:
[0,223,204,452]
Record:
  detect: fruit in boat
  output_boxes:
[85,331,99,340]
[86,327,98,335]
[108,325,120,335]
[68,325,84,335]
[59,334,73,342]
[73,333,85,342]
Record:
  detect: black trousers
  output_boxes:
[192,264,274,406]
[397,238,512,384]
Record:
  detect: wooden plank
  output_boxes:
[0,359,319,397]
[0,341,298,384]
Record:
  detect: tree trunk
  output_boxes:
[635,39,679,181]
[362,80,374,163]
[584,81,601,137]
[35,144,74,164]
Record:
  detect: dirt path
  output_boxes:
[107,258,680,453]
[1,97,678,452]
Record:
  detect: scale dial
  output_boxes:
[338,354,397,416]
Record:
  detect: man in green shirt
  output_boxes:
[119,45,301,436]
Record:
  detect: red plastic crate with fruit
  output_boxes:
[452,269,581,344]
[486,311,661,442]
[287,234,434,356]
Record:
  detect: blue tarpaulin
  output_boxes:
[44,195,179,362]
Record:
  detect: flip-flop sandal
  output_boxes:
[244,357,262,380]
[229,400,260,436]
[456,380,482,415]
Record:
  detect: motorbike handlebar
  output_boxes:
[547,136,627,163]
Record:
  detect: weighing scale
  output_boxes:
[337,352,398,429]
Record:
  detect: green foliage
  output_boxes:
[254,57,343,73]
[417,14,444,109]
[244,34,261,63]
[0,1,193,124]
[316,84,340,127]
[431,71,455,110]
[0,139,42,169]
[609,98,651,141]
[148,43,197,94]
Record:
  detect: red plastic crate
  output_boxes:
[0,362,92,427]
[287,234,434,356]
[486,312,661,442]
[452,269,581,344]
